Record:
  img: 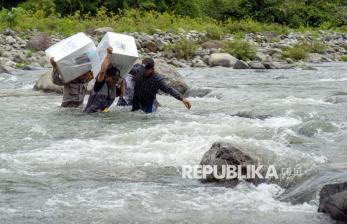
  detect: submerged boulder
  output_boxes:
[318,181,347,222]
[199,141,260,186]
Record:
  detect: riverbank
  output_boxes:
[1,27,347,75]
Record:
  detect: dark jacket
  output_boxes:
[132,71,183,112]
[51,70,88,107]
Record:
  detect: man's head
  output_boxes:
[142,58,155,77]
[105,65,121,86]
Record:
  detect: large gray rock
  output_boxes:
[142,40,158,53]
[199,142,259,186]
[33,71,63,94]
[5,36,16,45]
[154,59,188,95]
[263,62,295,69]
[209,53,238,67]
[256,52,272,62]
[307,53,323,63]
[318,181,347,222]
[233,60,250,69]
[27,32,52,51]
[248,61,266,69]
[192,58,207,67]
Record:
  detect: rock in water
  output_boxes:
[33,70,63,94]
[199,142,259,186]
[248,61,266,69]
[318,181,347,222]
[233,60,250,69]
[154,59,188,95]
[209,53,238,67]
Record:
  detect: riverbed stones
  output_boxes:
[3,27,347,80]
[5,36,16,45]
[209,53,238,67]
[94,27,113,35]
[318,181,347,222]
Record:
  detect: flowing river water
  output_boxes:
[1,63,347,223]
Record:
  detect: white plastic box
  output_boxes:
[92,32,139,78]
[45,32,96,83]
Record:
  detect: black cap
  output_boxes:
[142,58,155,69]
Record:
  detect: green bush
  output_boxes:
[205,24,225,40]
[281,41,327,61]
[223,39,256,61]
[309,41,328,54]
[340,56,347,62]
[164,39,198,60]
[281,45,308,61]
[18,0,55,17]
[0,7,24,28]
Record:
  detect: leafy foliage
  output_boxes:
[223,39,256,61]
[164,39,198,60]
[0,7,24,28]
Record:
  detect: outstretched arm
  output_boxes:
[97,46,113,82]
[158,79,192,110]
[50,57,64,86]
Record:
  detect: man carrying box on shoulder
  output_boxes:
[50,57,94,108]
[84,46,124,113]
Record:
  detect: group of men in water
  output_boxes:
[50,47,192,113]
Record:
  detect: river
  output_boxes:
[1,63,347,223]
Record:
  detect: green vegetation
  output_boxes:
[0,7,24,28]
[340,55,347,62]
[281,41,328,60]
[282,46,309,61]
[0,0,346,41]
[164,39,199,60]
[15,62,29,69]
[223,39,256,61]
[1,0,346,28]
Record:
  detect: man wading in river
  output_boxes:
[132,58,192,113]
[84,46,124,113]
[50,58,94,107]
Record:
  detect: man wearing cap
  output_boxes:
[132,58,192,113]
[84,46,124,113]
